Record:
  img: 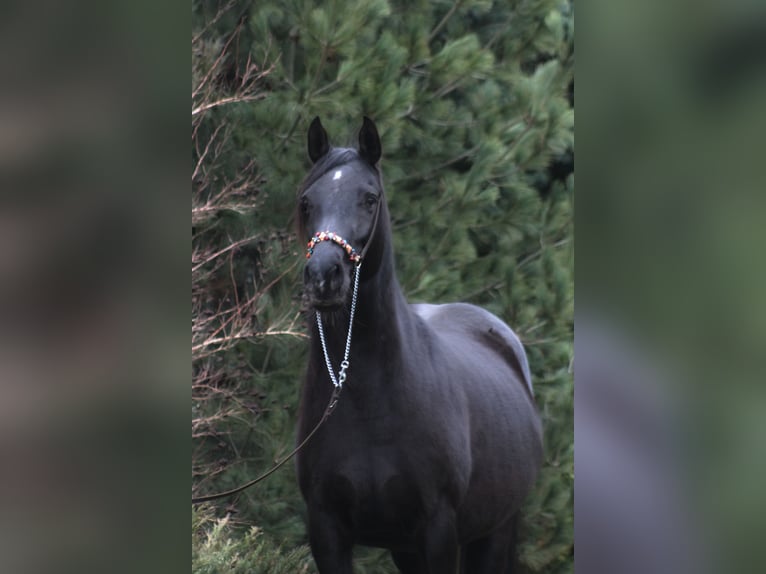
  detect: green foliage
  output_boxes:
[192,0,573,572]
[192,507,313,573]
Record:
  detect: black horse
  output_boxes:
[296,117,543,574]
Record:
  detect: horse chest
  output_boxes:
[304,404,468,541]
[319,417,425,496]
[317,449,429,545]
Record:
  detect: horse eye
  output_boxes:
[300,197,310,215]
[364,193,378,208]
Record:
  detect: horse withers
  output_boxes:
[295,117,543,573]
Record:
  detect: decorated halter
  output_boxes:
[305,230,363,391]
[306,231,361,264]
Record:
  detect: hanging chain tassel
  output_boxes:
[316,262,362,390]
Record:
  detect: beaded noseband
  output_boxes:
[306,231,361,263]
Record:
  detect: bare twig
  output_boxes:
[192,4,299,491]
[192,92,269,117]
[192,0,237,46]
[192,235,259,274]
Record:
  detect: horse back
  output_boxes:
[411,302,534,398]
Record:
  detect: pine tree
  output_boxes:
[192,1,573,572]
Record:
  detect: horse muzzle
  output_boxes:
[303,243,351,310]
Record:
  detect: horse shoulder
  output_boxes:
[410,302,534,398]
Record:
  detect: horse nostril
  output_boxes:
[304,251,345,303]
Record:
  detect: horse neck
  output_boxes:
[310,228,412,367]
[357,254,410,344]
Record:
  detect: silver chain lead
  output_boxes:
[316,262,362,389]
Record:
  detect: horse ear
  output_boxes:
[358,116,381,165]
[308,116,330,163]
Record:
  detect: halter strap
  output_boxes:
[306,231,360,262]
[304,191,382,264]
[359,194,381,261]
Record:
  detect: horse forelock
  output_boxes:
[298,148,378,194]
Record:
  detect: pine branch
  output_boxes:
[429,0,464,44]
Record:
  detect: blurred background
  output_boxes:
[190,1,573,572]
[578,2,766,573]
[0,1,188,573]
[2,0,765,573]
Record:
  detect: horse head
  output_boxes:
[299,116,383,310]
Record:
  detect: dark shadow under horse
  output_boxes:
[296,117,543,574]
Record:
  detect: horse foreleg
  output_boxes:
[461,514,518,574]
[391,550,428,574]
[422,507,460,574]
[307,509,354,574]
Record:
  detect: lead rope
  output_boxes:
[192,262,362,505]
[316,261,361,394]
